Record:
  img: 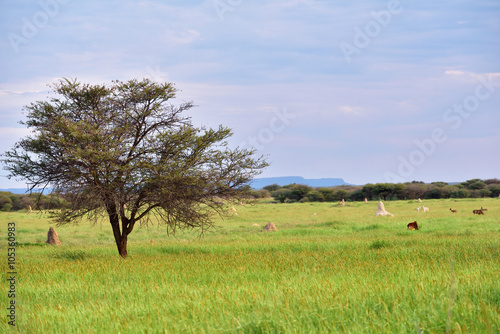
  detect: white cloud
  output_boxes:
[445,70,466,76]
[445,70,500,79]
[163,29,201,44]
[338,106,363,115]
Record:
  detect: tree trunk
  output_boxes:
[110,222,128,258]
[110,219,129,258]
[107,203,129,258]
[116,234,128,258]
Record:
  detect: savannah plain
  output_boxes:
[1,197,499,333]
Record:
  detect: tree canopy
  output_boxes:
[2,78,268,257]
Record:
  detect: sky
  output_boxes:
[1,0,499,188]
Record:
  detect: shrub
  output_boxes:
[488,185,500,197]
[307,190,324,202]
[450,189,470,198]
[263,184,280,192]
[271,188,292,203]
[318,188,336,202]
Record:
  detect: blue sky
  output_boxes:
[1,0,499,188]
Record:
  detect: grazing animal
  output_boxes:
[416,206,421,213]
[450,208,457,213]
[473,209,484,215]
[481,207,488,211]
[422,206,429,213]
[407,221,419,230]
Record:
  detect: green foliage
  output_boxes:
[488,185,500,197]
[269,179,500,203]
[271,188,291,203]
[245,188,270,199]
[307,190,324,202]
[0,191,67,211]
[450,189,470,198]
[289,184,312,201]
[270,184,312,202]
[263,183,280,192]
[478,188,491,198]
[0,193,12,208]
[318,187,336,201]
[462,178,488,190]
[431,181,448,187]
[1,203,12,212]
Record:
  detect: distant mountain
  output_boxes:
[250,176,348,189]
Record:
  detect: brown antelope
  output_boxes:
[450,208,457,213]
[473,209,484,215]
[407,221,419,230]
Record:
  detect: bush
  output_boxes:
[307,190,324,202]
[263,184,280,192]
[488,185,500,197]
[335,189,348,201]
[450,189,470,198]
[289,184,312,201]
[246,189,270,199]
[318,188,336,201]
[478,189,491,198]
[0,193,12,208]
[349,189,365,201]
[271,188,292,203]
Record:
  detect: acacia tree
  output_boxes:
[2,78,268,258]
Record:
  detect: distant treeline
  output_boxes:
[248,179,500,203]
[2,178,499,211]
[0,192,68,212]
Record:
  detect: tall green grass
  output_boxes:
[1,198,499,333]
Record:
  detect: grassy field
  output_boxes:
[1,198,499,333]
